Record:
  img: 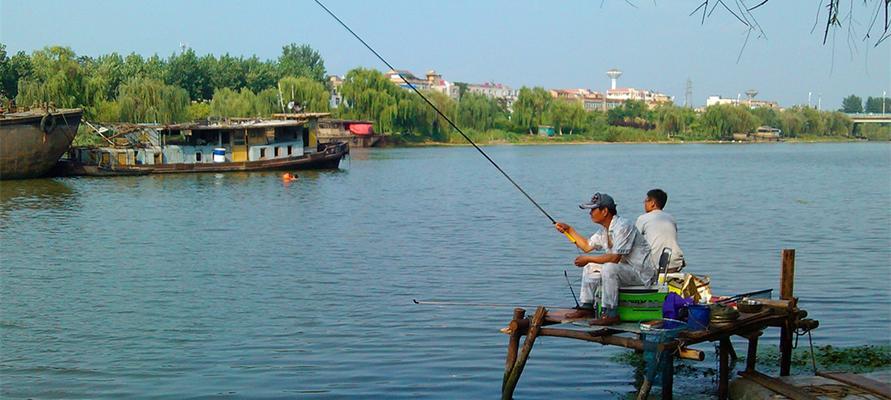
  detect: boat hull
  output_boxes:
[0,109,83,180]
[57,141,348,176]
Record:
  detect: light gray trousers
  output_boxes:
[580,262,649,309]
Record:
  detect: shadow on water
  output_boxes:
[0,178,77,213]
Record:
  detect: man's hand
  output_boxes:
[574,255,591,267]
[555,222,571,233]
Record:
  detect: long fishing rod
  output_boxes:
[413,299,561,309]
[314,0,576,243]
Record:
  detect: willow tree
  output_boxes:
[117,77,189,123]
[209,87,278,118]
[15,46,89,109]
[513,87,552,134]
[457,92,506,132]
[548,99,587,135]
[279,76,330,112]
[338,68,403,133]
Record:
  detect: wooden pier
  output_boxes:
[500,249,820,399]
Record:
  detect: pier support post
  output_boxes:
[502,308,526,391]
[718,337,732,400]
[661,350,674,400]
[779,249,795,376]
[745,331,762,373]
[501,306,546,400]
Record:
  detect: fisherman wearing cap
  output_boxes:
[555,192,657,325]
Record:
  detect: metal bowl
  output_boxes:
[737,298,763,313]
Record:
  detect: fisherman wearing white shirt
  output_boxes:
[555,192,657,326]
[636,189,685,273]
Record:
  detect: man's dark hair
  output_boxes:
[603,204,617,215]
[647,189,668,209]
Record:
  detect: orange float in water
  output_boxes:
[282,173,298,181]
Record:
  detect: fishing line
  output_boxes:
[314,0,558,225]
[563,270,581,309]
[412,299,561,309]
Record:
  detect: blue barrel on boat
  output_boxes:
[212,148,226,163]
[687,304,711,331]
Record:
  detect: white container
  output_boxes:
[212,148,226,163]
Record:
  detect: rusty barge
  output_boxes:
[0,108,83,180]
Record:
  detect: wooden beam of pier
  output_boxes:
[501,306,546,400]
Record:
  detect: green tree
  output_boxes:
[777,109,806,137]
[0,44,34,100]
[278,43,326,82]
[243,56,277,93]
[456,92,505,131]
[840,95,863,113]
[208,53,247,92]
[165,48,210,101]
[513,87,551,134]
[338,67,402,133]
[654,105,695,136]
[865,96,890,113]
[701,104,758,139]
[16,46,88,109]
[278,76,330,112]
[548,99,587,135]
[823,111,853,136]
[750,107,780,128]
[117,77,189,123]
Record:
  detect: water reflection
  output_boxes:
[0,178,76,213]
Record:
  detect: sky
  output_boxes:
[2,0,889,109]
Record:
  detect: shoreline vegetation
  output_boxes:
[1,43,889,147]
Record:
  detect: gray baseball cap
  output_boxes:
[579,192,616,210]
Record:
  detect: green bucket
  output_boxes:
[617,288,667,321]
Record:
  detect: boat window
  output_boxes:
[260,148,266,159]
[196,152,202,162]
[287,145,292,155]
[274,147,280,157]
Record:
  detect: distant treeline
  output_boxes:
[1,43,887,142]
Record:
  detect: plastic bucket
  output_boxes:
[687,304,711,331]
[212,148,226,163]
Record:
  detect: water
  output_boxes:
[1,143,889,399]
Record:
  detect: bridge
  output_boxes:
[846,113,891,124]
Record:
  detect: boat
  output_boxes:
[308,116,384,148]
[61,114,348,176]
[0,108,83,179]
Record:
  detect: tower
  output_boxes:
[684,78,693,108]
[606,68,622,90]
[745,89,758,99]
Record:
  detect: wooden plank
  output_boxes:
[738,370,818,400]
[816,371,891,399]
[718,338,731,400]
[503,308,525,391]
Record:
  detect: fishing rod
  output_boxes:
[412,299,562,309]
[314,0,576,244]
[563,270,581,309]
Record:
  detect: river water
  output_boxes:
[1,143,889,398]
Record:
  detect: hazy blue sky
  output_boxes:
[2,0,889,108]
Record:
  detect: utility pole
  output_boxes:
[817,94,822,111]
[883,91,887,114]
[808,92,812,108]
[684,78,693,108]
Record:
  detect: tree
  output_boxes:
[865,96,890,113]
[548,99,586,135]
[16,46,87,109]
[278,43,326,82]
[513,87,551,134]
[278,76,330,112]
[243,56,277,93]
[208,53,247,92]
[840,95,863,113]
[337,67,402,133]
[165,48,210,101]
[0,43,33,100]
[117,77,189,123]
[456,92,506,131]
[701,104,758,139]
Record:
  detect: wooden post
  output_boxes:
[779,249,795,376]
[745,332,762,372]
[718,338,731,400]
[781,249,795,300]
[661,350,674,400]
[502,308,525,391]
[502,306,546,400]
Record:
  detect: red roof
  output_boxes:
[348,123,374,135]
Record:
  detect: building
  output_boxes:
[606,87,673,107]
[328,75,344,109]
[706,95,780,109]
[467,82,519,110]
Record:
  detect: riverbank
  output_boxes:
[385,134,872,147]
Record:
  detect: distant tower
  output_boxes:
[745,89,758,99]
[684,78,693,108]
[607,68,622,90]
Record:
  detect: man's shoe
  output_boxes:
[588,315,620,326]
[564,308,595,319]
